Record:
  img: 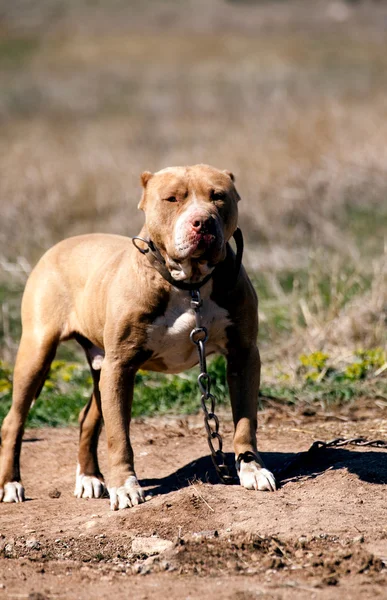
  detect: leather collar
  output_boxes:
[132,227,244,292]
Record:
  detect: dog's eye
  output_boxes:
[211,190,226,201]
[164,196,177,203]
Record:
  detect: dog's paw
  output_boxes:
[74,467,105,499]
[238,461,277,492]
[0,481,25,503]
[108,476,145,510]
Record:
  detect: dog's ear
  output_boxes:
[223,170,240,202]
[223,170,235,182]
[141,171,153,187]
[138,171,153,210]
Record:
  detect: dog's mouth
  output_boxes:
[165,238,225,283]
[173,231,217,261]
[164,219,226,283]
[191,233,217,257]
[165,255,215,283]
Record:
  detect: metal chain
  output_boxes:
[275,436,387,481]
[189,290,387,485]
[190,289,234,484]
[318,437,387,449]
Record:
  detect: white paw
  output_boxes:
[238,461,277,492]
[74,465,105,499]
[108,476,145,510]
[0,481,25,503]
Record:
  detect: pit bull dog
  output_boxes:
[0,164,276,510]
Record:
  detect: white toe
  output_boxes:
[238,462,277,492]
[92,478,104,498]
[256,468,277,491]
[82,477,93,499]
[118,489,131,510]
[109,487,118,510]
[1,482,25,503]
[108,476,145,511]
[74,465,105,499]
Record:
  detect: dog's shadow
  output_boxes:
[140,448,387,496]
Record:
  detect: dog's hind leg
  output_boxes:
[74,364,106,499]
[73,336,105,499]
[0,330,59,502]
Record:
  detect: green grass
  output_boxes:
[260,380,387,409]
[346,204,387,255]
[0,356,229,428]
[1,349,386,428]
[252,258,375,344]
[0,37,39,68]
[262,348,387,409]
[0,282,23,345]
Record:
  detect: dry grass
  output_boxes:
[0,0,386,364]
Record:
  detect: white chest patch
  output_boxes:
[145,287,230,373]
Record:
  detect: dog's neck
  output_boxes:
[133,226,244,292]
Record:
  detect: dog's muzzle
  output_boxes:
[174,214,223,261]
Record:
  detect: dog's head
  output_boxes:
[138,164,240,283]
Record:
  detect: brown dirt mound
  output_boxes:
[0,408,386,599]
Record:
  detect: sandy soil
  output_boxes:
[0,404,386,600]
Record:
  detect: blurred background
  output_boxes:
[0,0,386,423]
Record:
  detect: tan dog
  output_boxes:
[0,164,276,509]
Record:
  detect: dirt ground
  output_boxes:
[0,403,386,600]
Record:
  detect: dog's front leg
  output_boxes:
[99,358,144,510]
[227,344,276,492]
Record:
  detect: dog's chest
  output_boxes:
[144,290,230,373]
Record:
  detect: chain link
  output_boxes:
[275,436,387,481]
[319,437,387,449]
[190,289,234,484]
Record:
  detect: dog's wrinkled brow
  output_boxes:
[158,182,188,199]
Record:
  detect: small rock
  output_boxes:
[48,488,61,499]
[192,530,218,539]
[26,538,40,551]
[132,564,142,574]
[132,536,173,555]
[353,535,365,544]
[139,565,151,576]
[4,543,14,556]
[0,583,6,589]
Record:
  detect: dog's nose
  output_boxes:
[191,216,215,235]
